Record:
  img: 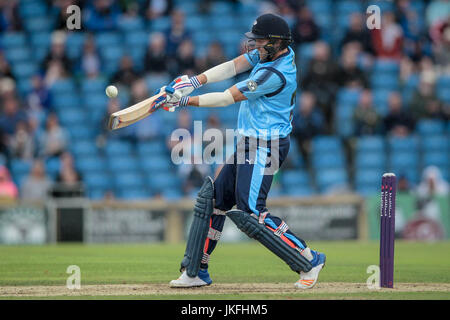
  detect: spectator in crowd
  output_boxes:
[291,6,320,46]
[301,41,339,128]
[416,166,449,200]
[84,0,120,32]
[336,44,368,89]
[383,92,415,136]
[53,151,83,198]
[144,32,169,74]
[353,89,381,136]
[167,108,193,152]
[81,34,102,78]
[0,52,15,80]
[0,165,18,200]
[430,16,450,71]
[42,31,72,77]
[27,75,51,114]
[179,159,212,196]
[0,0,22,31]
[20,160,52,201]
[371,11,404,60]
[340,13,374,54]
[131,78,163,141]
[172,39,198,77]
[43,59,69,88]
[197,41,227,72]
[291,92,325,164]
[8,121,35,160]
[144,0,174,20]
[397,174,412,194]
[97,98,123,147]
[163,9,191,57]
[38,112,68,158]
[409,76,440,119]
[110,55,141,88]
[0,96,28,138]
[426,0,450,28]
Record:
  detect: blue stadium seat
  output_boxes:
[24,17,54,32]
[355,168,384,186]
[57,108,87,126]
[356,135,385,153]
[185,15,208,32]
[49,79,77,95]
[51,93,80,109]
[147,172,181,193]
[372,59,400,74]
[315,168,348,192]
[66,125,96,140]
[124,30,149,49]
[337,88,361,106]
[65,32,86,60]
[5,47,31,63]
[70,140,98,156]
[84,172,113,190]
[105,140,134,155]
[389,151,419,168]
[116,188,151,200]
[19,2,47,18]
[281,170,310,187]
[423,152,449,168]
[107,156,139,171]
[355,152,387,170]
[137,140,168,155]
[81,78,108,94]
[284,185,313,197]
[118,16,145,32]
[12,62,37,78]
[421,135,449,152]
[113,172,145,189]
[388,136,419,152]
[140,155,171,172]
[148,16,171,32]
[10,159,33,177]
[45,157,60,178]
[1,32,26,48]
[311,136,342,153]
[145,74,171,93]
[95,32,121,48]
[83,93,108,110]
[312,152,346,169]
[76,156,106,172]
[370,74,399,90]
[417,119,446,135]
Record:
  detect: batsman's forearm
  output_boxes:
[188,90,235,107]
[198,60,237,84]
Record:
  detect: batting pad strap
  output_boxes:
[201,253,210,265]
[207,227,222,241]
[203,60,236,83]
[198,90,235,107]
[274,221,289,237]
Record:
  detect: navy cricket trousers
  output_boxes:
[200,135,307,269]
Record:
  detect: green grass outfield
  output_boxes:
[0,241,449,299]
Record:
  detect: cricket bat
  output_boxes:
[108,91,166,130]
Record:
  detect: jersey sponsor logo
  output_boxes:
[247,80,258,92]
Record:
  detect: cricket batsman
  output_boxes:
[156,13,326,289]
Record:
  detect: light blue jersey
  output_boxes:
[236,47,297,139]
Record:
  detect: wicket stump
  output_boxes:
[380,173,396,288]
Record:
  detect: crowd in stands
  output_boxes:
[0,0,448,201]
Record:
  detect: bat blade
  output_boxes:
[108,92,166,130]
